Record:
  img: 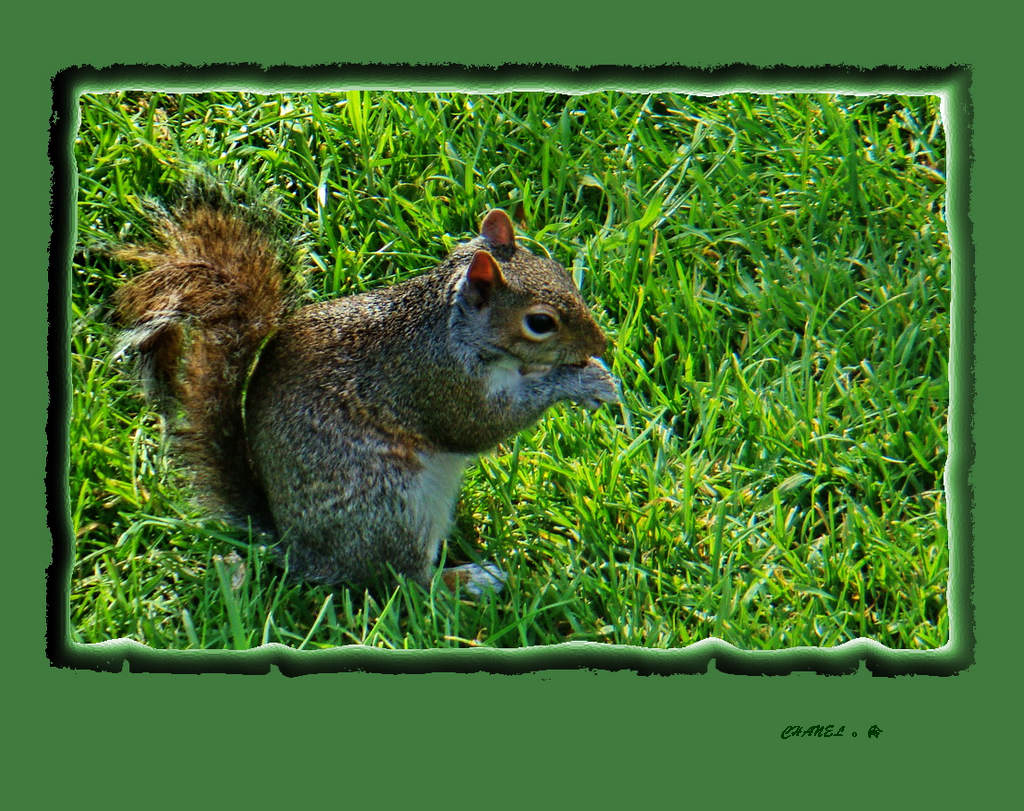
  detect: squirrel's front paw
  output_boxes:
[569,358,620,410]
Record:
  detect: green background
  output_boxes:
[9,0,1015,803]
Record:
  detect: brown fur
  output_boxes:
[113,203,290,531]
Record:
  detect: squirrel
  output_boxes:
[112,184,619,596]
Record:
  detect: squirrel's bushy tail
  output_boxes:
[113,191,295,532]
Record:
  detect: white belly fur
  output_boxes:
[406,450,471,560]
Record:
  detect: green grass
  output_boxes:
[70,90,951,650]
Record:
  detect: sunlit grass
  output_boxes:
[71,90,950,650]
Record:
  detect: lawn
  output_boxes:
[69,89,951,651]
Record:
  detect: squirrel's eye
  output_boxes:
[522,312,558,340]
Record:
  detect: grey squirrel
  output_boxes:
[112,185,618,595]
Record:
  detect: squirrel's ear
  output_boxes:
[463,250,505,309]
[480,209,516,251]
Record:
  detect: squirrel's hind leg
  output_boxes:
[250,433,439,587]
